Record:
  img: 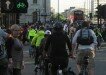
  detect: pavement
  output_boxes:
[22,42,106,75]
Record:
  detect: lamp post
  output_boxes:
[58,0,59,21]
[97,0,99,27]
[44,0,47,23]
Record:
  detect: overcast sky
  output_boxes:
[51,0,88,12]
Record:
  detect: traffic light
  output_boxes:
[1,0,28,13]
[14,0,28,13]
[1,0,15,13]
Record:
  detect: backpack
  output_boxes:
[0,36,8,66]
[77,29,94,45]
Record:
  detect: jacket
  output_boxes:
[45,31,72,57]
[28,28,37,40]
[31,30,44,47]
[12,38,23,69]
[72,28,97,50]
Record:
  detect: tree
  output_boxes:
[101,5,106,19]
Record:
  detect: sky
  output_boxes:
[51,0,86,12]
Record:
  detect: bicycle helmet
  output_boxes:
[53,22,63,29]
[45,30,51,35]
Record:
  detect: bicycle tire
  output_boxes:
[34,68,38,75]
[57,70,63,75]
[84,71,88,75]
[79,70,88,75]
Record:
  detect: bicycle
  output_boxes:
[29,45,35,58]
[28,36,35,58]
[67,67,76,75]
[34,55,44,75]
[79,56,89,75]
[34,55,49,75]
[48,57,69,75]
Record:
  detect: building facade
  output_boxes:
[19,0,51,24]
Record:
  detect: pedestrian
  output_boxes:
[22,25,28,45]
[5,29,14,75]
[0,27,9,75]
[9,24,24,75]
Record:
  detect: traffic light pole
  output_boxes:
[16,13,19,24]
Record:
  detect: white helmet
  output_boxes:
[45,30,51,35]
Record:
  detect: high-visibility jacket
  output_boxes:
[28,28,37,40]
[31,30,44,47]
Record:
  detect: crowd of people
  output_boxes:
[0,20,106,75]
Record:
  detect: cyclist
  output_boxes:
[27,26,37,43]
[31,26,45,67]
[40,30,51,55]
[39,30,51,75]
[27,26,37,57]
[72,21,97,75]
[93,27,103,49]
[44,22,73,75]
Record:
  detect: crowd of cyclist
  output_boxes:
[0,20,106,75]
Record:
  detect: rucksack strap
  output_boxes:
[88,29,91,38]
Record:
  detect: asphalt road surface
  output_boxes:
[22,44,106,75]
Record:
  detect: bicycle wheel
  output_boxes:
[57,69,63,75]
[34,67,39,75]
[67,67,76,75]
[84,71,88,75]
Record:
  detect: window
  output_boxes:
[33,0,37,4]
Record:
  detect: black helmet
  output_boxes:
[53,22,63,29]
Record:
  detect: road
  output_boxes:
[22,43,106,75]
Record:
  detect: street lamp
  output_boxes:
[44,0,47,23]
[97,0,100,27]
[58,0,59,21]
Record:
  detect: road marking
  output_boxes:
[24,61,34,64]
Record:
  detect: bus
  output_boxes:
[68,9,84,23]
